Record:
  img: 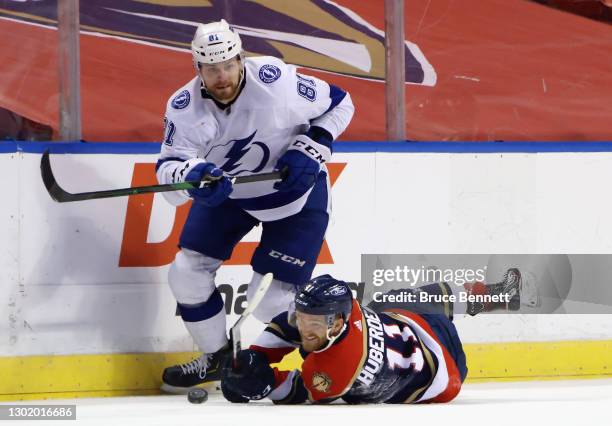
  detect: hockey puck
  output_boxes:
[187,388,208,404]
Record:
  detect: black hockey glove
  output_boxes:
[221,349,276,402]
[220,379,249,403]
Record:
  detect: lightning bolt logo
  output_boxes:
[220,131,270,175]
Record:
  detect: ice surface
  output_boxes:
[5,379,612,426]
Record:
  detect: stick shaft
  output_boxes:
[41,150,284,203]
[231,273,274,360]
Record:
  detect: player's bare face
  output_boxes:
[199,58,242,104]
[296,312,329,352]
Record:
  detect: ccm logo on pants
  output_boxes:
[268,250,306,267]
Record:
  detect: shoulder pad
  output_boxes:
[166,77,199,114]
[170,89,191,110]
[247,56,288,85]
[258,63,283,84]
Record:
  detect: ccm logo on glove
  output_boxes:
[291,139,327,164]
[274,134,331,193]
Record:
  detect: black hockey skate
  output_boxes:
[466,268,523,316]
[161,346,231,394]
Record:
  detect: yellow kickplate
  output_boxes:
[463,340,612,381]
[1,340,611,401]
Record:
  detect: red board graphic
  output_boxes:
[1,0,611,141]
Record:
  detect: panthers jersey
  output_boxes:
[156,56,354,221]
[251,301,466,404]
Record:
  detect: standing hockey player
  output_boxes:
[221,275,469,404]
[156,19,354,393]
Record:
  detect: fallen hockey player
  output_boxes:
[221,268,533,404]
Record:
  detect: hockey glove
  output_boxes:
[274,133,331,193]
[184,162,233,207]
[221,349,275,402]
[221,379,249,403]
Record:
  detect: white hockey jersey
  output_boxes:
[156,56,354,221]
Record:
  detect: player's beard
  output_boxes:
[209,81,239,103]
[208,84,238,103]
[300,332,328,353]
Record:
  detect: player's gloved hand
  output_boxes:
[221,349,275,402]
[221,378,250,403]
[274,133,331,193]
[184,162,233,207]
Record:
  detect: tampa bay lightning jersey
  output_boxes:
[156,56,354,221]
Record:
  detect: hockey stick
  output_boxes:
[230,273,274,361]
[41,150,285,203]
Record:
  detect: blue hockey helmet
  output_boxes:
[294,274,353,323]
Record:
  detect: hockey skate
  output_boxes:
[465,268,540,316]
[161,346,231,394]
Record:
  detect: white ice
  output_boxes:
[7,379,612,426]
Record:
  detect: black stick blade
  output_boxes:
[40,150,74,202]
